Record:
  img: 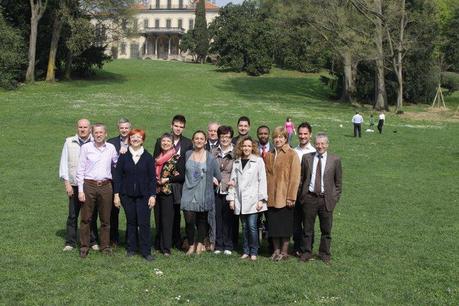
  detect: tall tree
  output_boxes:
[373,0,388,110]
[45,0,67,81]
[385,0,408,113]
[194,0,209,63]
[306,0,373,102]
[26,0,47,82]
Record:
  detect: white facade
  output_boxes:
[99,0,219,60]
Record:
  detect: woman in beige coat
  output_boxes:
[227,136,267,260]
[264,127,301,260]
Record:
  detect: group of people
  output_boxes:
[351,111,385,137]
[59,115,342,264]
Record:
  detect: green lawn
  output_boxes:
[0,60,458,305]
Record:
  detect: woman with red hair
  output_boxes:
[113,129,157,261]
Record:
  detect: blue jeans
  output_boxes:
[241,213,259,256]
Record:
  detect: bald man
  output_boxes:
[59,119,99,252]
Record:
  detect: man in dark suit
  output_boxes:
[205,122,220,151]
[298,132,342,264]
[107,117,131,247]
[153,114,193,250]
[257,125,272,159]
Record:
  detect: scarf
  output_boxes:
[155,148,176,179]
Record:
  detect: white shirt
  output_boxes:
[379,113,385,121]
[258,143,271,155]
[294,142,316,161]
[129,146,144,164]
[309,152,327,194]
[352,114,364,124]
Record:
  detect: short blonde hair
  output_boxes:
[272,126,288,139]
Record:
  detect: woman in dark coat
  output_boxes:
[154,133,185,256]
[114,129,156,261]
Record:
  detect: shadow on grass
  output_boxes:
[55,229,127,246]
[215,76,346,110]
[59,70,128,87]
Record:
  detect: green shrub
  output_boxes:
[0,8,26,89]
[441,71,459,95]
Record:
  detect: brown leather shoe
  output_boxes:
[80,249,89,258]
[299,252,313,262]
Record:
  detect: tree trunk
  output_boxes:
[395,0,405,113]
[341,50,355,103]
[45,14,64,82]
[64,52,72,80]
[373,0,388,111]
[26,0,47,83]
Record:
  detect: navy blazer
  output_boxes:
[114,149,156,197]
[108,135,123,153]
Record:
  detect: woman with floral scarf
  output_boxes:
[154,133,185,256]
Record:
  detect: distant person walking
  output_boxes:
[352,112,363,137]
[284,117,296,146]
[377,111,385,134]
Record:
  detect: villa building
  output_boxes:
[97,0,219,60]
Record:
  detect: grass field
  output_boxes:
[0,60,458,305]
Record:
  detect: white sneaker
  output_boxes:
[91,244,100,251]
[214,250,222,255]
[63,245,74,251]
[223,250,232,255]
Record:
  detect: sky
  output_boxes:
[215,0,244,6]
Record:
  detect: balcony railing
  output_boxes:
[140,27,186,34]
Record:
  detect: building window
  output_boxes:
[144,18,149,28]
[167,0,171,9]
[178,19,183,29]
[155,0,160,9]
[179,0,183,8]
[121,19,127,31]
[120,42,126,55]
[166,19,171,28]
[155,19,160,28]
[189,18,194,30]
[132,18,138,32]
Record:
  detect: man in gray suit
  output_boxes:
[298,132,342,264]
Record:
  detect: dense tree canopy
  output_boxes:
[209,1,273,76]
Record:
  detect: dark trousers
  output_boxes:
[172,204,182,248]
[293,199,304,253]
[154,193,175,253]
[214,193,234,251]
[353,123,362,137]
[80,182,112,251]
[183,210,208,244]
[301,193,333,257]
[232,214,240,248]
[110,205,120,244]
[377,119,384,134]
[65,186,98,247]
[121,195,152,256]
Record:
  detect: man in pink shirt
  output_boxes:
[76,123,118,258]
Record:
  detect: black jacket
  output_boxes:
[114,149,156,197]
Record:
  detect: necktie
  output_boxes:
[314,155,322,194]
[262,146,267,159]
